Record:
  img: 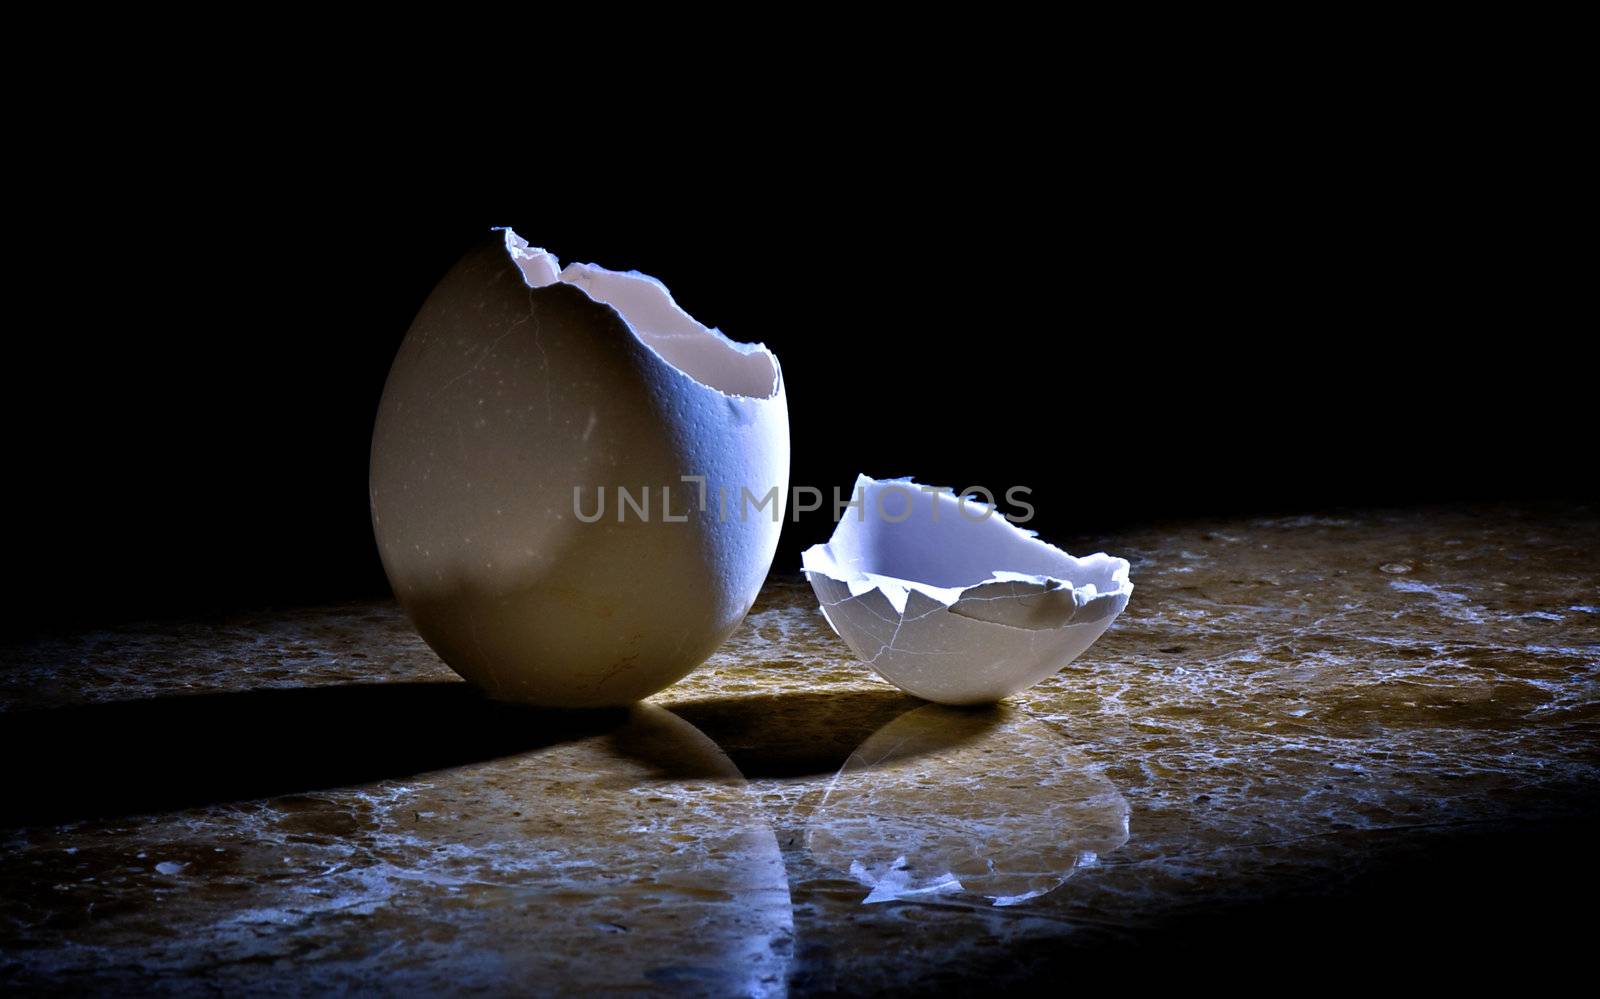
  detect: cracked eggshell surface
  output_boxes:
[801,475,1132,705]
[371,229,788,707]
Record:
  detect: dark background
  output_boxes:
[1,44,1595,992]
[5,99,1589,636]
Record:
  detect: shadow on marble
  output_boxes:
[664,689,996,778]
[1,702,796,994]
[1,681,638,827]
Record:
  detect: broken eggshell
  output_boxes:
[801,475,1132,705]
[370,229,788,707]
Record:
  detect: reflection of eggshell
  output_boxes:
[377,704,794,992]
[806,704,1129,906]
[802,474,1132,704]
[371,230,789,707]
[0,704,794,994]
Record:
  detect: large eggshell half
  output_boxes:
[801,475,1132,705]
[371,229,788,707]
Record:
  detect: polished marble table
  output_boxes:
[3,505,1597,993]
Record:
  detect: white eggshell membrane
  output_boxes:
[802,475,1132,705]
[371,229,789,707]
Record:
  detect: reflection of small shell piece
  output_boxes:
[802,475,1133,704]
[805,704,1129,906]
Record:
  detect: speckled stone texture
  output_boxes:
[2,505,1597,994]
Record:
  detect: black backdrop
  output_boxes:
[1,46,1595,990]
[5,137,1589,634]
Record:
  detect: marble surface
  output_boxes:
[2,504,1597,994]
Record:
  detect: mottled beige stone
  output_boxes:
[2,505,1597,993]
